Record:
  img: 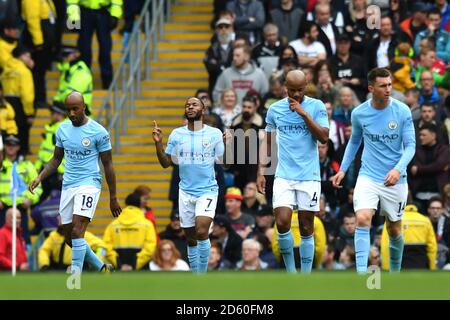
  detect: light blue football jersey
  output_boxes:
[56,119,111,190]
[340,98,416,184]
[165,125,224,197]
[265,96,329,181]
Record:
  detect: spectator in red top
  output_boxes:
[0,208,28,271]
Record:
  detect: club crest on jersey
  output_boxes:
[202,140,210,148]
[388,120,397,130]
[81,137,91,147]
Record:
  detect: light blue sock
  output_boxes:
[187,245,198,272]
[71,238,87,274]
[278,230,296,273]
[299,235,314,273]
[355,227,371,274]
[197,239,211,273]
[389,234,404,272]
[84,244,104,271]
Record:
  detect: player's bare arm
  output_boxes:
[100,150,122,217]
[256,130,272,194]
[219,129,233,168]
[152,120,173,168]
[288,97,329,144]
[29,146,64,194]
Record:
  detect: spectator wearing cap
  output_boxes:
[0,135,42,244]
[229,96,264,190]
[252,205,274,238]
[53,46,93,116]
[213,45,269,107]
[159,209,188,263]
[270,0,304,43]
[0,21,19,69]
[381,204,437,270]
[224,187,256,239]
[251,23,283,80]
[21,0,57,108]
[1,46,35,156]
[0,83,18,137]
[211,214,243,266]
[400,1,431,43]
[226,0,265,46]
[329,32,367,102]
[204,17,235,94]
[414,8,450,62]
[34,103,66,202]
[103,193,157,270]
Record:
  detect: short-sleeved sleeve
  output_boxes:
[55,126,63,148]
[97,128,112,153]
[165,131,177,155]
[265,107,276,132]
[214,131,225,157]
[314,101,330,129]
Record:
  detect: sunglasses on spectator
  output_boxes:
[217,24,231,29]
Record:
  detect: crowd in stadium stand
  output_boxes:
[0,0,449,272]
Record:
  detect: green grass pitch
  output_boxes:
[1,271,450,300]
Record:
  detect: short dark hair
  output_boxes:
[125,193,141,207]
[343,211,356,219]
[420,102,436,110]
[299,21,317,39]
[428,8,441,17]
[367,68,391,85]
[242,94,257,105]
[419,122,438,135]
[428,196,444,208]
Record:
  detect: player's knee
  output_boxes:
[71,225,84,238]
[356,212,372,227]
[299,223,313,237]
[195,225,209,240]
[387,223,401,237]
[275,217,291,233]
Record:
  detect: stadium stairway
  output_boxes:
[28,0,212,236]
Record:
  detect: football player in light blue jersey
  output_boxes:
[257,70,330,273]
[29,92,122,274]
[332,68,416,273]
[153,97,229,273]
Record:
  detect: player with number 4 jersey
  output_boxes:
[257,70,330,273]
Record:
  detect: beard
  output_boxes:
[218,33,232,44]
[242,111,252,121]
[185,111,202,122]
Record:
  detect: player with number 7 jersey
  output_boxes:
[153,97,230,273]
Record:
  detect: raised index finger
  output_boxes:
[153,120,159,129]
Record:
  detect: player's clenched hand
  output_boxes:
[331,171,345,189]
[384,168,400,187]
[110,197,122,217]
[288,97,306,117]
[29,177,41,194]
[256,174,266,194]
[152,120,163,143]
[223,129,232,145]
